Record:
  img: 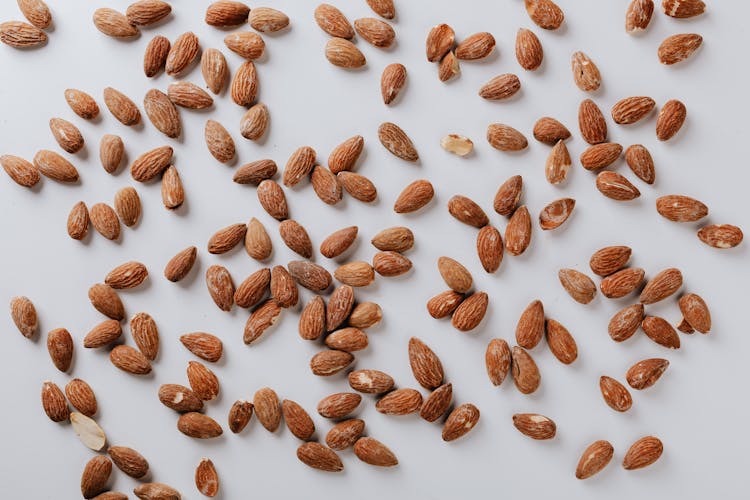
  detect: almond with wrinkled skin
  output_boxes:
[378,122,418,162]
[204,120,235,163]
[205,265,234,311]
[93,8,139,38]
[10,296,37,338]
[625,144,655,184]
[558,269,597,304]
[590,246,632,277]
[299,296,326,341]
[106,261,148,289]
[33,150,78,183]
[93,491,129,500]
[41,381,69,422]
[409,337,444,389]
[447,195,488,228]
[180,332,223,362]
[442,403,480,441]
[427,290,464,319]
[326,284,354,331]
[326,419,365,450]
[65,89,99,120]
[208,223,247,254]
[297,443,344,472]
[134,483,181,500]
[225,31,265,60]
[18,0,52,29]
[515,300,545,349]
[349,369,394,394]
[249,7,289,32]
[394,179,433,213]
[168,82,213,109]
[317,392,362,418]
[677,317,695,334]
[243,299,281,343]
[126,0,171,26]
[612,96,656,124]
[109,446,149,479]
[539,198,575,230]
[329,135,364,174]
[525,0,564,30]
[627,358,669,389]
[456,32,496,60]
[130,145,172,182]
[315,4,353,38]
[177,412,223,439]
[580,143,623,170]
[419,383,452,422]
[164,246,197,282]
[367,0,395,18]
[516,28,543,70]
[494,175,523,216]
[381,63,406,105]
[596,171,641,201]
[144,89,181,139]
[626,0,654,33]
[311,165,343,205]
[1,155,39,188]
[338,171,377,202]
[354,437,398,467]
[0,20,46,47]
[609,303,644,342]
[349,302,382,329]
[642,316,680,349]
[166,31,200,76]
[287,261,333,292]
[544,140,572,185]
[579,99,607,144]
[600,267,645,298]
[376,388,422,415]
[257,179,288,220]
[658,33,702,65]
[279,220,313,258]
[65,379,97,417]
[373,251,412,277]
[487,123,528,151]
[253,387,280,432]
[234,268,270,309]
[158,384,204,412]
[571,51,601,92]
[438,51,460,82]
[240,103,269,140]
[600,376,632,412]
[479,73,521,101]
[426,23,454,62]
[640,268,683,304]
[83,320,122,349]
[576,440,615,479]
[310,350,354,377]
[321,226,358,259]
[623,436,663,470]
[100,135,124,174]
[334,261,374,287]
[534,117,570,144]
[452,291,488,332]
[663,0,705,18]
[546,319,578,364]
[656,99,687,141]
[512,346,540,394]
[699,224,743,249]
[88,283,124,320]
[355,18,395,48]
[205,1,250,26]
[81,455,112,499]
[234,160,277,185]
[476,225,503,273]
[438,256,472,293]
[47,328,73,372]
[326,38,366,68]
[67,202,89,240]
[228,400,253,433]
[195,458,219,497]
[143,35,170,77]
[656,195,707,222]
[282,399,316,440]
[513,414,556,440]
[103,87,141,126]
[270,265,299,308]
[187,360,220,401]
[201,48,228,94]
[110,345,151,375]
[130,312,159,360]
[485,339,510,386]
[505,206,532,256]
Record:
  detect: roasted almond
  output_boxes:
[334,261,375,287]
[539,198,575,230]
[476,225,503,273]
[579,98,608,144]
[130,312,159,360]
[205,265,234,311]
[110,345,151,375]
[270,265,299,308]
[698,224,743,249]
[381,63,407,104]
[658,33,702,65]
[180,332,223,362]
[426,23,454,62]
[201,48,229,94]
[10,296,37,338]
[81,455,112,499]
[65,378,97,417]
[248,7,290,32]
[515,28,543,70]
[599,376,633,412]
[515,300,545,349]
[234,268,271,309]
[626,358,669,389]
[103,87,140,126]
[408,337,444,390]
[317,392,362,419]
[143,35,170,78]
[67,202,89,240]
[282,399,316,440]
[427,290,464,319]
[505,206,532,256]
[234,159,277,185]
[626,0,654,33]
[600,267,645,298]
[640,268,682,304]
[580,143,623,170]
[485,339,510,386]
[576,440,614,479]
[571,51,601,92]
[354,437,398,467]
[349,302,382,329]
[205,1,250,26]
[195,458,219,497]
[378,122,418,161]
[596,171,641,201]
[177,412,223,439]
[642,316,680,349]
[88,283,124,320]
[325,38,366,68]
[311,165,343,205]
[394,179,433,213]
[228,400,253,433]
[130,145,172,182]
[494,175,523,216]
[321,226,358,258]
[158,384,203,413]
[41,381,69,422]
[208,223,247,254]
[83,320,122,349]
[326,419,365,450]
[487,123,527,151]
[456,32,496,60]
[442,403,480,441]
[225,31,265,60]
[288,260,333,291]
[187,360,220,401]
[47,328,73,372]
[525,0,564,30]
[93,8,139,38]
[328,135,364,174]
[513,413,556,440]
[656,99,687,140]
[33,150,79,183]
[558,269,597,304]
[164,246,197,282]
[253,387,281,432]
[166,31,200,76]
[296,443,343,472]
[612,96,656,124]
[257,179,288,220]
[590,245,632,277]
[349,369,394,394]
[49,118,84,154]
[126,0,171,26]
[105,261,148,289]
[625,144,655,184]
[1,155,40,188]
[623,436,663,470]
[0,20,46,47]
[354,17,395,48]
[144,89,181,138]
[451,291,488,332]
[438,51,460,82]
[663,0,705,18]
[338,171,378,202]
[656,195,708,222]
[314,4,353,38]
[326,284,354,331]
[108,446,149,479]
[608,303,644,342]
[546,319,577,364]
[18,0,52,29]
[243,299,281,343]
[512,346,540,394]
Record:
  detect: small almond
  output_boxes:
[580,143,623,170]
[279,220,313,258]
[571,51,601,92]
[195,458,219,497]
[110,345,151,375]
[656,99,687,140]
[326,419,365,450]
[41,381,69,422]
[378,122,418,161]
[612,96,656,124]
[349,302,382,329]
[442,403,480,441]
[393,179,433,213]
[515,300,545,349]
[315,4,354,38]
[579,99,608,144]
[47,328,73,372]
[512,413,556,440]
[485,339,511,386]
[511,346,540,394]
[596,171,641,201]
[642,316,680,349]
[600,267,645,298]
[626,358,669,390]
[18,0,52,29]
[546,319,578,364]
[419,383,453,422]
[180,332,223,362]
[228,400,253,433]
[456,32,496,60]
[505,206,532,255]
[539,198,575,230]
[204,120,235,163]
[205,265,234,311]
[658,33,702,65]
[325,38,366,68]
[168,81,213,109]
[437,256,472,293]
[515,28,543,70]
[494,175,523,216]
[440,134,474,156]
[143,35,170,78]
[67,201,89,240]
[438,51,460,82]
[381,63,407,104]
[576,440,614,479]
[487,123,527,151]
[49,118,84,154]
[334,261,375,287]
[608,303,645,342]
[201,48,229,94]
[451,291,488,332]
[590,245,632,277]
[100,135,124,174]
[10,296,37,338]
[81,455,112,498]
[623,436,663,470]
[164,246,197,282]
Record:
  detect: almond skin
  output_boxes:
[494,175,523,216]
[321,226,358,258]
[326,419,365,450]
[639,268,683,304]
[103,87,141,126]
[354,17,395,48]
[558,269,597,304]
[656,99,687,140]
[224,31,265,60]
[456,32,496,60]
[539,198,575,230]
[1,155,40,187]
[311,165,343,205]
[65,379,97,417]
[108,446,149,479]
[476,225,504,273]
[67,202,89,240]
[130,145,173,182]
[334,261,375,287]
[576,440,615,479]
[600,376,633,412]
[205,265,234,311]
[408,337,444,389]
[41,381,69,422]
[169,82,213,109]
[505,206,532,256]
[663,0,706,18]
[658,33,702,65]
[326,284,354,331]
[228,400,253,433]
[315,4,353,38]
[534,117,570,144]
[110,345,151,375]
[329,135,364,173]
[204,120,235,163]
[354,437,398,467]
[546,319,577,364]
[65,89,99,120]
[580,143,623,170]
[201,48,229,94]
[166,31,200,76]
[513,413,556,440]
[100,135,124,174]
[47,328,73,372]
[234,159,277,185]
[158,384,203,413]
[479,73,522,101]
[187,361,220,401]
[287,261,333,291]
[90,203,121,240]
[512,346,540,394]
[419,383,453,422]
[234,268,271,309]
[427,290,464,319]
[349,302,382,329]
[485,339,511,386]
[378,122,418,161]
[205,1,250,26]
[282,399,315,441]
[626,0,654,33]
[279,220,313,258]
[338,171,378,202]
[317,392,362,419]
[144,89,181,139]
[627,358,669,389]
[394,180,433,213]
[600,267,645,298]
[698,224,743,249]
[325,328,368,353]
[442,403,480,441]
[656,195,708,222]
[525,0,564,30]
[625,144,655,184]
[208,223,247,254]
[438,256,472,293]
[248,7,290,32]
[257,180,288,220]
[270,265,299,308]
[451,291,488,332]
[83,320,122,349]
[623,436,663,470]
[426,23,454,62]
[33,150,79,183]
[372,251,412,276]
[381,63,407,105]
[88,283,124,320]
[448,195,489,228]
[642,316,681,349]
[143,35,170,78]
[612,96,656,124]
[177,412,223,439]
[106,261,148,289]
[579,99,608,144]
[375,388,422,415]
[10,296,37,338]
[134,483,182,499]
[515,300,545,349]
[130,312,159,360]
[253,387,281,432]
[349,369,394,394]
[571,51,601,92]
[608,303,645,342]
[164,246,197,282]
[515,28,543,70]
[92,8,139,38]
[296,443,343,472]
[487,123,528,151]
[590,245,632,277]
[81,455,112,498]
[180,332,223,362]
[596,171,641,201]
[126,0,171,26]
[47,120,82,157]
[0,20,47,47]
[325,38,366,68]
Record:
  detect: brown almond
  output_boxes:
[534,117,570,144]
[623,436,663,470]
[88,283,124,320]
[600,376,633,412]
[168,81,213,109]
[195,458,219,497]
[18,0,52,29]
[354,437,398,467]
[180,332,223,362]
[279,220,313,258]
[0,20,47,47]
[373,251,412,277]
[325,38,366,68]
[626,358,669,389]
[257,179,288,220]
[90,203,121,240]
[513,413,556,440]
[546,319,578,364]
[288,260,333,291]
[228,400,253,433]
[349,302,382,329]
[600,267,645,298]
[158,384,203,412]
[456,32,496,60]
[106,261,148,289]
[49,118,84,154]
[311,165,343,205]
[451,291,488,332]
[442,403,480,441]
[367,0,395,19]
[679,293,711,333]
[372,227,414,253]
[205,1,250,26]
[485,339,511,386]
[93,8,139,38]
[64,89,99,120]
[334,261,374,287]
[187,360,220,401]
[420,383,453,422]
[338,171,377,202]
[678,317,695,334]
[99,135,124,174]
[103,87,140,126]
[354,17,394,48]
[130,145,172,182]
[130,312,159,360]
[108,446,149,479]
[321,226,358,258]
[640,268,682,304]
[225,31,265,60]
[625,144,655,184]
[505,206,532,256]
[10,296,37,338]
[326,284,354,331]
[144,89,180,139]
[208,223,247,254]
[243,299,281,344]
[282,399,316,440]
[515,28,543,70]
[177,412,223,439]
[525,0,564,30]
[394,179,433,213]
[143,35,170,78]
[159,168,185,208]
[248,7,289,32]
[426,23,454,62]
[234,268,271,309]
[494,175,523,216]
[612,96,656,124]
[126,0,171,26]
[33,150,79,183]
[110,345,151,375]
[571,51,601,92]
[297,443,343,472]
[315,4,353,38]
[579,99,608,144]
[558,269,597,304]
[67,201,89,240]
[81,455,112,498]
[326,419,365,450]
[476,225,503,273]
[349,369,394,394]
[545,140,572,185]
[487,123,528,151]
[596,171,641,201]
[408,337,444,389]
[642,316,680,349]
[658,33,702,65]
[608,303,645,342]
[166,31,200,76]
[41,381,69,422]
[656,195,708,222]
[234,159,277,185]
[515,300,545,349]
[626,0,654,33]
[438,51,460,82]
[656,99,687,140]
[376,388,422,415]
[427,290,464,319]
[270,265,299,308]
[590,245,632,277]
[201,48,229,94]
[511,346,540,394]
[65,379,97,417]
[663,0,705,18]
[576,440,615,479]
[253,387,281,432]
[47,328,73,372]
[381,63,407,105]
[539,198,575,230]
[164,246,197,282]
[448,195,489,228]
[204,120,235,163]
[580,143,623,170]
[437,256,472,293]
[83,320,122,349]
[205,265,234,311]
[329,135,364,174]
[317,392,361,419]
[378,122,418,162]
[1,155,40,188]
[134,483,182,499]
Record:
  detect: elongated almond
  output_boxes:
[270,265,299,308]
[409,337,444,389]
[571,51,601,92]
[206,265,234,311]
[546,319,577,364]
[539,198,575,230]
[64,89,99,121]
[1,155,39,187]
[134,483,181,499]
[326,284,354,331]
[41,381,69,422]
[580,143,623,170]
[208,223,247,255]
[315,4,353,38]
[334,261,374,287]
[67,202,89,240]
[456,32,495,60]
[487,123,527,151]
[168,82,213,109]
[679,293,711,333]
[166,31,200,76]
[427,290,463,319]
[235,269,271,309]
[626,0,654,33]
[317,392,361,419]
[448,195,488,228]
[66,379,97,417]
[494,175,523,216]
[47,328,73,372]
[49,118,83,154]
[596,171,640,201]
[326,419,365,450]
[642,316,680,348]
[243,299,281,343]
[349,302,382,329]
[106,261,148,289]
[442,404,480,441]
[438,51,460,82]
[656,99,687,140]
[381,63,406,104]
[558,269,596,304]
[627,358,669,389]
[394,179,433,213]
[158,384,203,412]
[311,165,342,205]
[513,413,556,440]
[612,96,656,124]
[452,291,488,332]
[590,246,631,277]
[505,206,532,255]
[84,320,122,349]
[326,328,368,352]
[534,117,570,144]
[299,297,326,341]
[525,0,564,30]
[126,0,171,26]
[180,332,223,362]
[103,87,140,126]
[110,345,151,375]
[187,360,220,401]
[225,31,265,59]
[245,216,272,258]
[297,443,343,472]
[426,23,454,62]
[663,0,705,17]
[93,8,138,38]
[338,171,377,202]
[0,20,46,47]
[18,0,52,29]
[699,224,743,248]
[81,455,112,498]
[579,99,607,144]
[164,246,197,282]
[143,35,170,77]
[257,179,288,220]
[576,440,615,479]
[204,120,235,163]
[419,384,452,422]
[372,251,412,277]
[609,303,644,342]
[329,135,364,174]
[249,7,289,32]
[144,89,180,139]
[438,256,472,293]
[279,220,312,258]
[658,33,702,65]
[177,412,222,439]
[205,1,250,26]
[109,446,149,479]
[195,458,219,497]
[378,122,418,161]
[600,267,645,298]
[321,226,358,258]
[33,150,78,183]
[476,225,503,273]
[234,159,277,185]
[325,38,366,68]
[355,17,395,48]
[515,300,545,349]
[656,195,707,222]
[287,261,332,292]
[201,48,228,94]
[228,400,253,433]
[88,283,124,320]
[282,399,315,440]
[99,135,124,174]
[516,28,543,70]
[485,339,510,386]
[130,312,159,360]
[354,437,398,467]
[10,296,37,338]
[512,346,540,394]
[600,376,633,412]
[349,369,394,394]
[640,268,682,304]
[623,436,663,470]
[625,144,655,184]
[130,145,172,182]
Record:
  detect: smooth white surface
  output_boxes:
[1,1,748,498]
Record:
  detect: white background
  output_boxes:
[1,1,748,498]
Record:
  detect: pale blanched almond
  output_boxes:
[440,134,474,156]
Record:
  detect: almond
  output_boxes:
[698,224,743,249]
[513,413,556,440]
[48,118,84,154]
[623,436,663,470]
[187,360,220,401]
[89,203,121,240]
[106,261,148,289]
[144,89,181,138]
[334,261,375,287]
[663,0,705,18]
[642,315,680,348]
[373,251,412,277]
[326,419,365,450]
[63,90,99,121]
[596,171,641,201]
[240,103,270,140]
[349,369,394,394]
[456,32,496,60]
[321,226,358,258]
[494,175,523,216]
[515,28,543,70]
[81,455,112,498]
[279,220,313,258]
[640,268,682,304]
[288,260,333,291]
[158,384,203,412]
[92,8,138,38]
[109,345,151,375]
[252,387,280,432]
[534,117,570,144]
[164,246,197,282]
[71,419,106,455]
[314,4,353,38]
[658,33,702,65]
[627,358,669,389]
[225,31,265,60]
[354,437,398,467]
[580,143,622,170]
[426,24,454,62]
[427,290,464,319]
[270,265,299,308]
[378,122,418,161]
[349,302,382,329]
[18,0,52,29]
[0,20,46,47]
[656,195,708,222]
[417,384,451,422]
[208,222,247,254]
[354,18,395,48]
[525,0,564,30]
[442,403,480,441]
[600,267,645,298]
[317,392,361,419]
[612,96,656,124]
[599,375,633,412]
[408,337,444,389]
[257,179,288,220]
[1,155,40,187]
[328,135,364,173]
[367,0,395,19]
[88,283,124,320]
[326,284,354,331]
[440,134,474,156]
[539,198,575,230]
[447,195,488,228]
[248,7,290,32]
[571,51,601,92]
[297,443,343,472]
[205,265,234,311]
[486,123,528,151]
[99,134,124,174]
[438,51,460,82]
[311,165,343,205]
[325,38,366,68]
[47,328,73,372]
[625,144,655,184]
[205,1,250,26]
[180,332,223,362]
[576,440,615,479]
[83,320,122,348]
[393,179,434,213]
[656,99,687,141]
[578,98,607,144]
[109,446,149,479]
[677,317,695,334]
[234,159,277,185]
[204,120,235,163]
[201,48,228,94]
[608,303,644,342]
[143,35,170,77]
[130,145,173,182]
[515,300,545,349]
[505,206,532,256]
[65,379,97,417]
[485,339,511,386]
[168,82,213,109]
[281,399,315,441]
[41,381,69,422]
[626,0,654,33]
[126,0,171,25]
[476,225,503,273]
[375,388,422,415]
[437,256,472,293]
[381,63,407,104]
[177,412,223,439]
[338,171,378,202]
[243,299,282,343]
[479,73,521,100]
[451,291,488,332]
[512,346,540,394]
[558,269,597,304]
[195,458,219,497]
[103,87,140,126]
[130,312,159,360]
[590,245,631,277]
[228,400,253,433]
[134,483,182,499]
[234,268,271,309]
[546,319,577,364]
[33,150,79,182]
[10,296,37,338]
[166,31,200,76]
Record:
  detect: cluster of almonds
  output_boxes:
[1,0,745,498]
